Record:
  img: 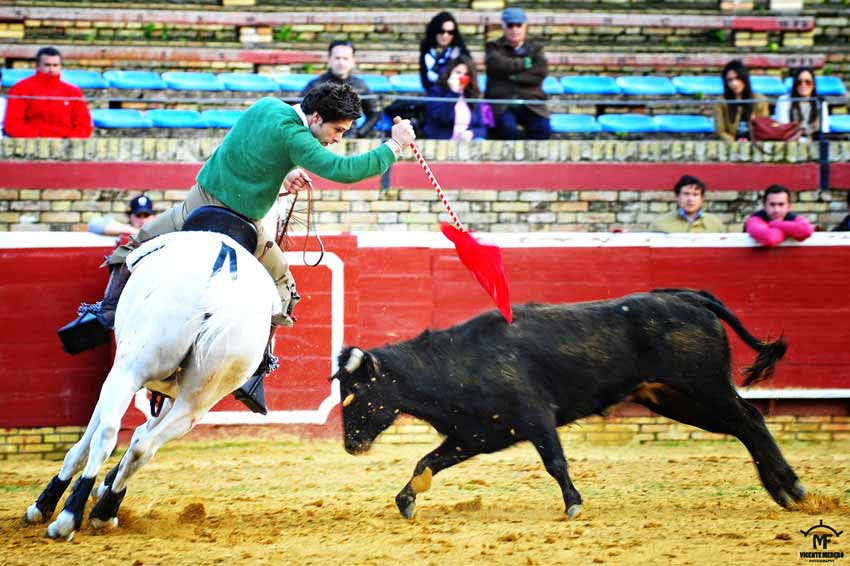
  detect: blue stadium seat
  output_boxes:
[359,74,394,93]
[597,113,658,133]
[478,75,487,92]
[542,76,564,95]
[355,115,366,129]
[654,114,714,134]
[374,113,393,133]
[672,75,724,96]
[560,76,620,95]
[1,69,35,87]
[550,114,601,134]
[61,70,108,89]
[201,109,243,128]
[273,73,316,93]
[783,75,847,97]
[750,75,787,96]
[219,73,279,92]
[830,115,850,134]
[616,76,677,96]
[146,109,208,128]
[91,109,153,128]
[389,74,424,94]
[162,72,223,91]
[104,71,165,90]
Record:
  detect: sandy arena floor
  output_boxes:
[1,434,848,566]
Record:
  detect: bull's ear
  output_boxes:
[364,351,381,378]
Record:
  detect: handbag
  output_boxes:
[750,117,801,142]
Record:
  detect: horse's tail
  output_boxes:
[652,288,787,386]
[193,273,254,369]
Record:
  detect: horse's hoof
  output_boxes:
[791,481,806,501]
[90,516,118,530]
[45,511,76,541]
[399,502,416,520]
[567,504,583,519]
[22,504,44,525]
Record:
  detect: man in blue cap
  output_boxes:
[485,7,551,140]
[88,194,157,238]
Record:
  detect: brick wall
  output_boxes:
[4,415,848,460]
[0,426,86,461]
[2,139,849,233]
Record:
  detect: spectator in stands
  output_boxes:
[485,7,551,140]
[88,195,157,239]
[744,184,814,247]
[650,175,726,233]
[774,67,830,141]
[422,55,489,141]
[831,190,850,232]
[714,59,769,142]
[3,46,92,139]
[419,11,470,91]
[300,40,378,138]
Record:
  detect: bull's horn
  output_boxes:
[344,348,365,373]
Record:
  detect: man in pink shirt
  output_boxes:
[744,184,814,247]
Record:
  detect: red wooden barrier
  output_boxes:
[1,231,848,430]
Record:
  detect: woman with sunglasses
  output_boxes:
[714,59,769,142]
[774,67,830,141]
[419,11,470,91]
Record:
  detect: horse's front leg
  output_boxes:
[46,370,140,541]
[22,409,101,526]
[90,396,200,531]
[89,397,174,530]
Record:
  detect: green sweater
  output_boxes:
[197,97,396,220]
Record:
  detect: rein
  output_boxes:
[276,181,324,268]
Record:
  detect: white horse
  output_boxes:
[22,230,281,540]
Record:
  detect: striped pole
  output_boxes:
[410,142,465,232]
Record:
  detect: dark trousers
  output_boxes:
[490,106,551,140]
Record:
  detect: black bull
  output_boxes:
[330,289,805,519]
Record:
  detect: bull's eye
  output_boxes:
[342,393,355,407]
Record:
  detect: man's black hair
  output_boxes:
[301,82,362,122]
[763,184,791,202]
[328,40,356,55]
[673,175,706,196]
[36,46,62,65]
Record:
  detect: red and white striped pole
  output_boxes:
[410,142,465,232]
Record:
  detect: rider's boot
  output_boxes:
[57,264,132,355]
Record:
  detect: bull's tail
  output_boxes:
[651,288,787,386]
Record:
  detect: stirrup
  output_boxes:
[57,303,112,355]
[232,352,279,415]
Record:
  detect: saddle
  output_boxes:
[181,205,258,253]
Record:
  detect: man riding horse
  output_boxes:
[60,82,417,412]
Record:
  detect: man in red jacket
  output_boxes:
[4,47,93,138]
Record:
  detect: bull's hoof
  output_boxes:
[566,504,583,519]
[45,511,76,541]
[791,481,806,501]
[22,504,45,525]
[776,489,792,509]
[399,501,417,520]
[90,516,118,530]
